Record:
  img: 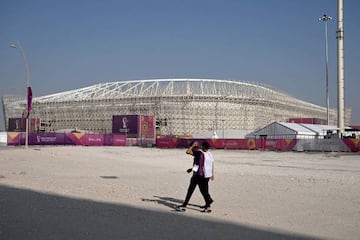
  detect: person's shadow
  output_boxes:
[141,196,203,212]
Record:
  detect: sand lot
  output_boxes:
[0,146,359,240]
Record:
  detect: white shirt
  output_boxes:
[203,151,214,178]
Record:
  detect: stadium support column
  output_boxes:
[337,0,345,137]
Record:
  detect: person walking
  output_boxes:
[200,141,214,212]
[176,141,214,212]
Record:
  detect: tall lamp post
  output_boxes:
[319,14,332,125]
[10,41,32,148]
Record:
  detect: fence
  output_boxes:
[7,132,360,152]
[156,137,360,152]
[7,132,126,146]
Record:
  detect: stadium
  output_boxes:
[1,78,351,136]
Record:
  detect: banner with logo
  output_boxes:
[7,132,126,146]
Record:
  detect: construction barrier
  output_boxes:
[156,137,359,152]
[342,138,360,152]
[6,133,360,152]
[7,132,127,146]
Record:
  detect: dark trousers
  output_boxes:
[183,174,212,207]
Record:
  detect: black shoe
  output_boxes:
[175,205,186,212]
[201,207,212,213]
[200,198,214,208]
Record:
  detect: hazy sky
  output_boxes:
[1,0,359,130]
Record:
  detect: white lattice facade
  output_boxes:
[2,79,351,135]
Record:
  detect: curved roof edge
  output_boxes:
[33,78,297,102]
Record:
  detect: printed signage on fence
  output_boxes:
[139,115,155,138]
[112,115,139,137]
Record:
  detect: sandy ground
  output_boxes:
[0,146,359,240]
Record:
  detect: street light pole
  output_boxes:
[319,14,332,125]
[10,41,31,148]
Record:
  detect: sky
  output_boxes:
[0,0,359,131]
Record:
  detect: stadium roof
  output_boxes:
[33,78,321,109]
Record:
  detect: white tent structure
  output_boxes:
[246,121,355,151]
[246,121,339,139]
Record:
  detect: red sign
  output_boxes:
[140,115,155,138]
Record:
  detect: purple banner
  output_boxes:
[112,134,126,146]
[84,134,104,146]
[7,132,24,146]
[112,115,139,137]
[8,117,40,132]
[8,118,25,132]
[29,133,68,145]
[8,132,126,146]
